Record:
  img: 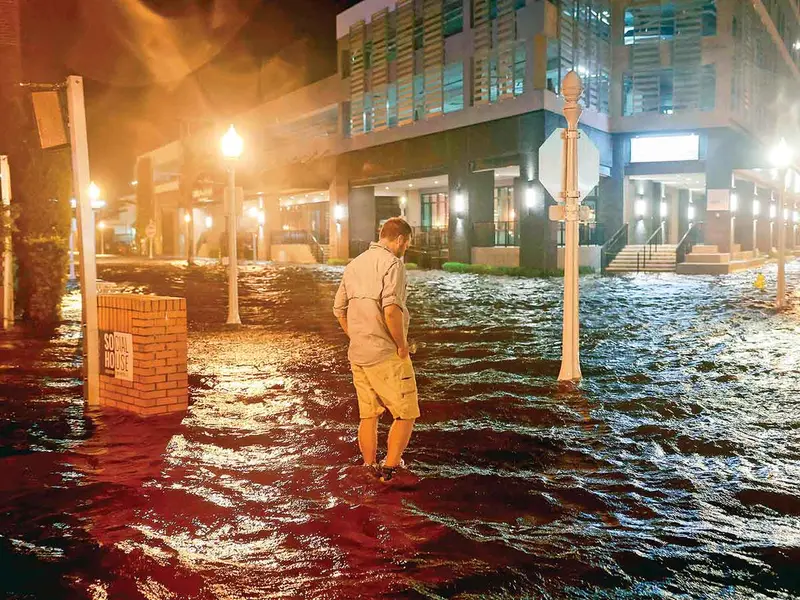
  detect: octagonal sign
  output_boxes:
[538,128,600,203]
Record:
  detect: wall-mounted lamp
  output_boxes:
[634,197,646,219]
[769,204,777,220]
[184,213,192,224]
[525,186,537,210]
[454,191,466,219]
[688,204,696,221]
[205,216,213,229]
[660,200,668,218]
[334,204,346,223]
[794,211,799,222]
[752,199,761,216]
[784,208,790,220]
[730,191,738,213]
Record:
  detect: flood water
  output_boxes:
[2,259,800,599]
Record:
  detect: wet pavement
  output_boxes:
[2,259,800,599]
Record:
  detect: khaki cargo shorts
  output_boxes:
[351,354,420,420]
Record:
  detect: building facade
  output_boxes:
[135,0,800,270]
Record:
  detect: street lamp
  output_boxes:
[221,125,242,325]
[88,181,105,209]
[770,138,794,310]
[98,221,106,255]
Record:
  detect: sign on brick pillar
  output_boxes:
[97,294,188,416]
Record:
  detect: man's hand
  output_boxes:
[383,304,407,358]
[337,315,349,338]
[397,344,410,360]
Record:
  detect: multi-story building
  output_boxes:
[135,0,800,272]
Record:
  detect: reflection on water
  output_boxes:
[2,261,800,598]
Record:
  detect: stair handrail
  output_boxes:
[600,223,629,274]
[639,224,664,270]
[308,231,326,264]
[676,222,697,264]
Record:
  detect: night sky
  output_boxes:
[21,0,357,201]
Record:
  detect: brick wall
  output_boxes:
[97,294,188,416]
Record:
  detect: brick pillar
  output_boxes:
[97,294,188,416]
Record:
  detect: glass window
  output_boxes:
[341,50,351,78]
[702,1,717,36]
[513,44,526,96]
[493,186,517,246]
[413,74,425,121]
[701,64,716,111]
[421,193,449,230]
[387,83,398,127]
[659,69,674,115]
[364,41,373,71]
[443,0,463,37]
[363,94,373,133]
[443,63,464,113]
[489,56,499,103]
[623,73,634,116]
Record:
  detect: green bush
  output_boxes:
[405,262,419,270]
[327,258,350,266]
[17,236,69,323]
[441,262,595,278]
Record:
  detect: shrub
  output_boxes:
[17,236,69,323]
[441,262,595,278]
[327,258,350,266]
[405,262,419,270]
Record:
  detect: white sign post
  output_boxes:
[538,72,599,383]
[1,156,13,330]
[66,75,100,405]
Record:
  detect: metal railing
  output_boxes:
[272,229,326,263]
[636,224,664,271]
[557,222,606,247]
[411,226,449,250]
[472,221,519,247]
[600,223,629,273]
[676,222,702,264]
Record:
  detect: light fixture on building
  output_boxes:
[784,208,790,220]
[334,204,346,223]
[184,213,191,224]
[794,40,800,51]
[730,190,738,212]
[660,200,667,218]
[525,186,538,210]
[88,181,105,209]
[131,180,138,187]
[434,180,439,185]
[399,196,407,207]
[205,216,213,229]
[258,212,265,225]
[248,206,260,219]
[509,209,516,220]
[454,191,466,218]
[635,196,646,219]
[408,183,413,188]
[98,221,105,230]
[770,204,777,220]
[70,198,77,209]
[688,204,696,221]
[753,199,761,216]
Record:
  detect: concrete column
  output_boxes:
[405,190,422,227]
[678,189,690,239]
[734,180,755,251]
[262,196,280,260]
[328,177,350,260]
[667,186,680,243]
[756,189,773,254]
[349,186,376,257]
[519,162,557,270]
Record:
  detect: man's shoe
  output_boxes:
[379,459,405,482]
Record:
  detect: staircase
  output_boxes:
[318,244,331,264]
[605,244,678,273]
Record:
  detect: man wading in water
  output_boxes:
[333,217,419,482]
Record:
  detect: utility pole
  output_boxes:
[66,75,100,405]
[558,72,583,382]
[1,155,13,330]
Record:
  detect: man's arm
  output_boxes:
[383,305,408,359]
[333,279,349,337]
[381,262,408,359]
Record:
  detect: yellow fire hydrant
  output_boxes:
[754,273,766,290]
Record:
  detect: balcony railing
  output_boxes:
[473,221,519,247]
[557,222,605,247]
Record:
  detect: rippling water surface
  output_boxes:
[2,259,800,599]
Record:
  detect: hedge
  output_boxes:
[441,262,594,278]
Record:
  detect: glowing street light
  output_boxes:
[770,138,795,310]
[221,125,242,325]
[88,181,105,209]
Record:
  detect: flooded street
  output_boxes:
[2,260,800,599]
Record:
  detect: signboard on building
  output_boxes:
[630,135,700,163]
[99,330,133,381]
[707,189,730,211]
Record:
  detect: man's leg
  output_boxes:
[358,416,379,465]
[384,418,415,468]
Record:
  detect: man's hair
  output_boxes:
[379,217,413,241]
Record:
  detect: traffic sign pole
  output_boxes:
[66,75,100,405]
[558,72,583,383]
